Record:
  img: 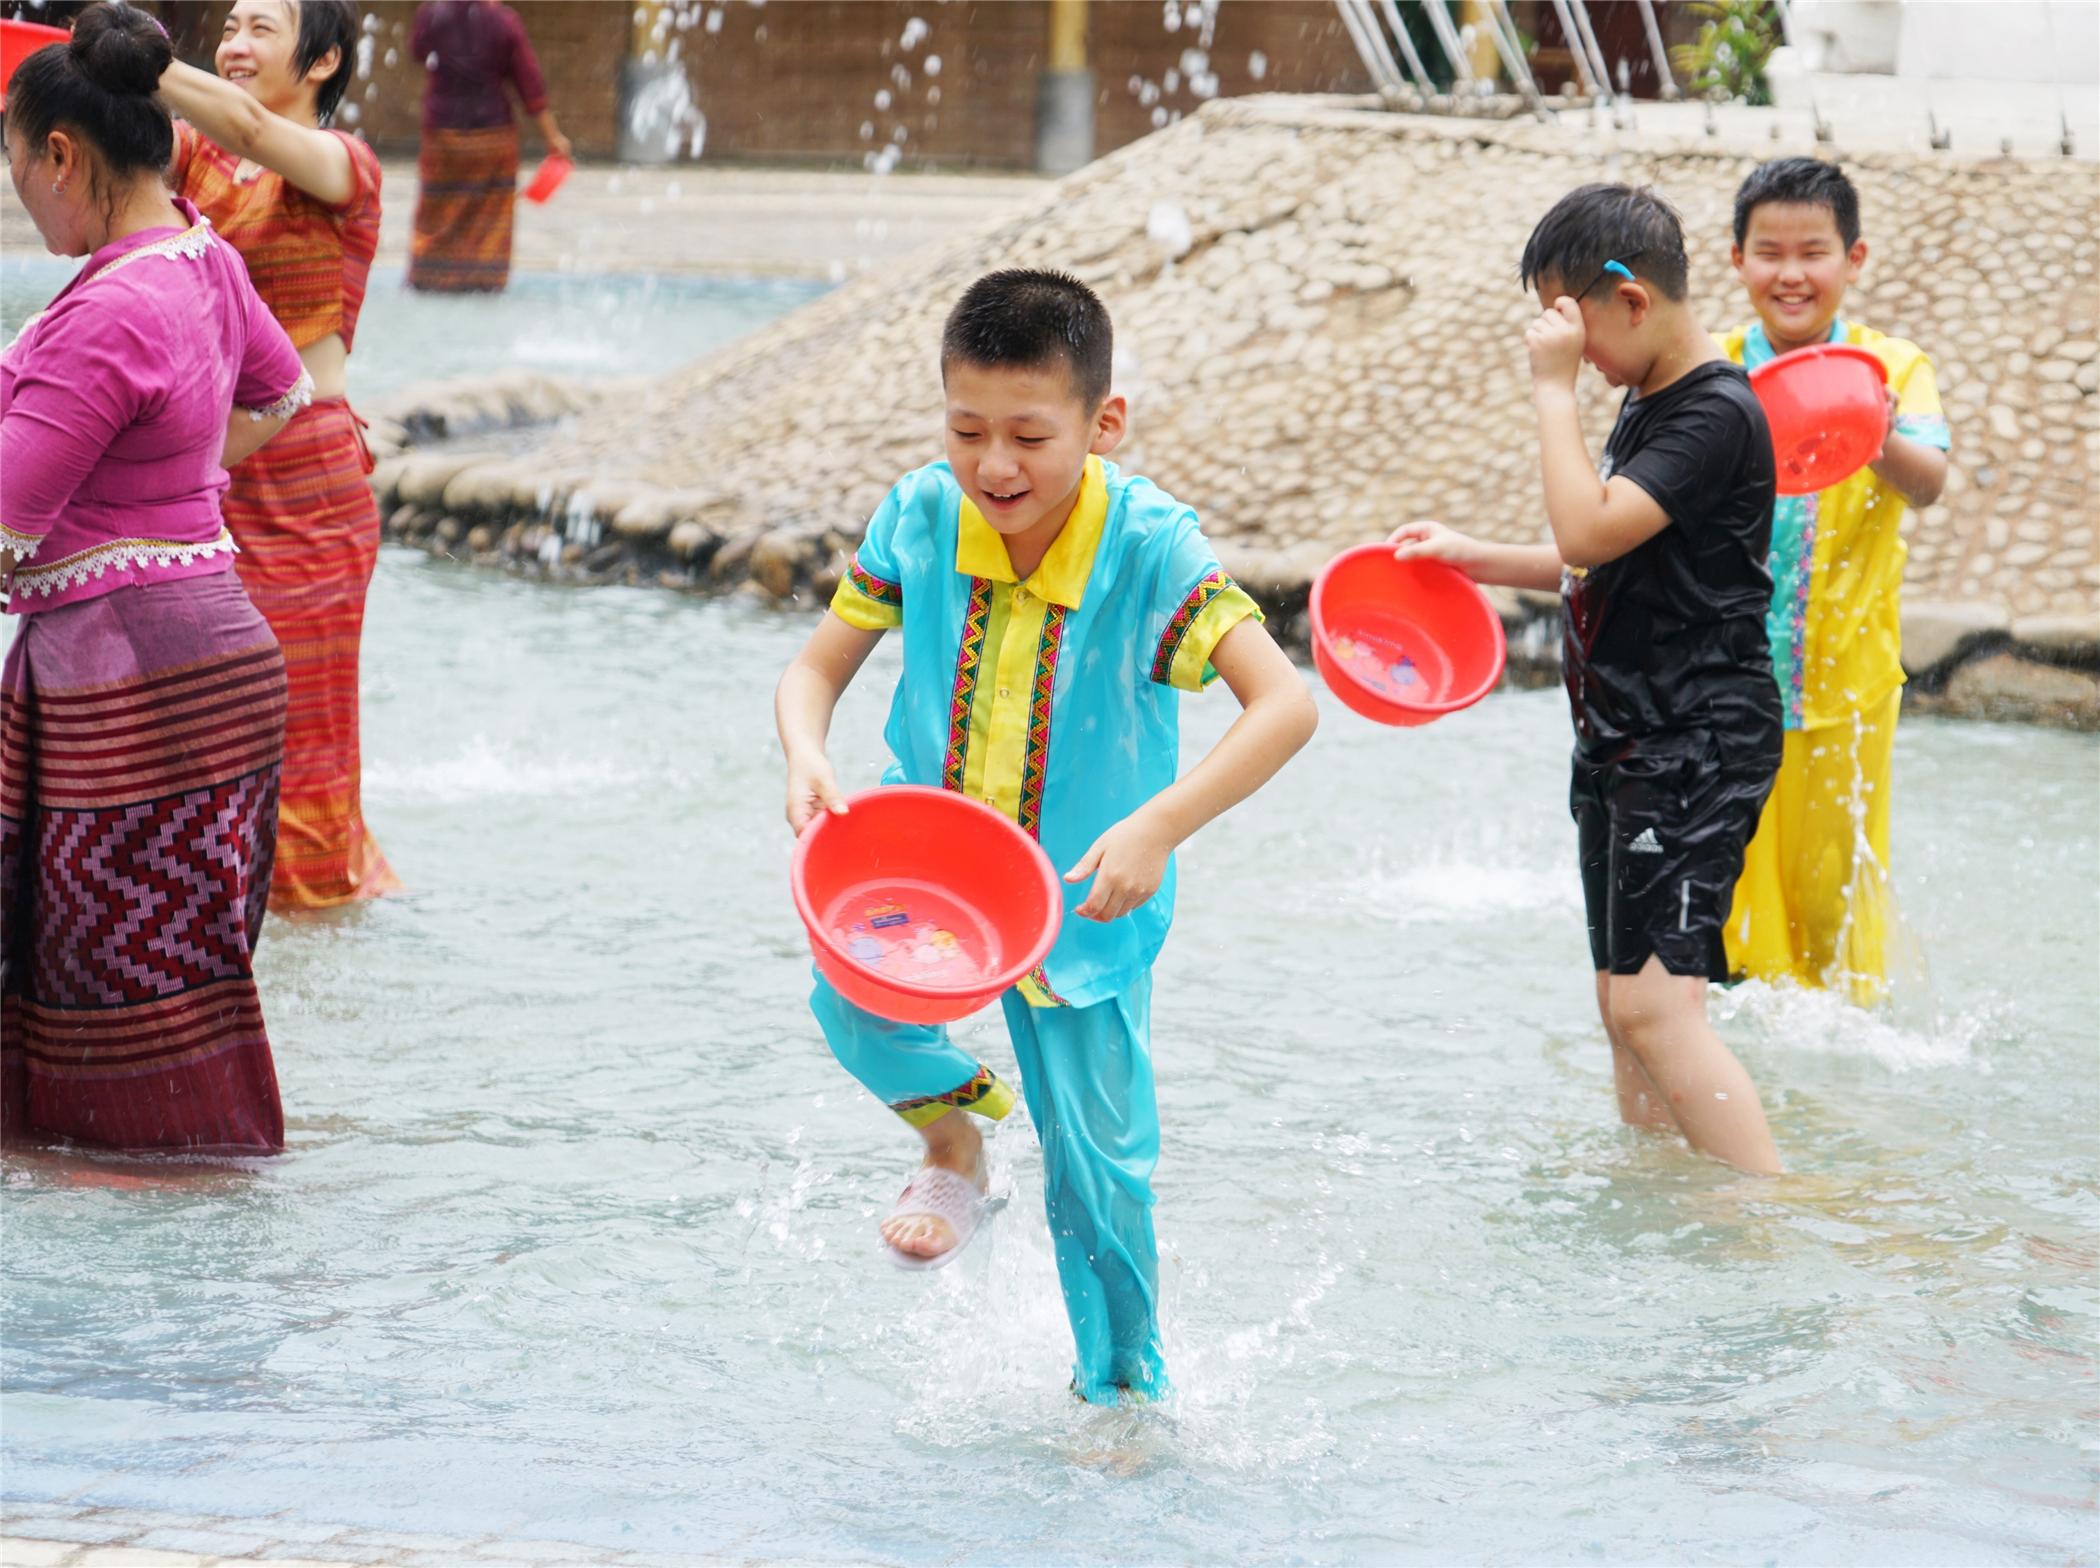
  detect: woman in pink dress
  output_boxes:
[2,4,311,1153]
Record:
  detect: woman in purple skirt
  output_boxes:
[2,4,311,1152]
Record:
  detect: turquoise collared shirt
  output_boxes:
[830,456,1260,1008]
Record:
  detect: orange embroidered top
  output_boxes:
[171,123,383,353]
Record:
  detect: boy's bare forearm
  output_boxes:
[1472,541,1564,591]
[1141,697,1313,848]
[1137,629,1316,849]
[1534,388,1611,563]
[775,662,843,763]
[776,614,883,763]
[1868,430,1947,508]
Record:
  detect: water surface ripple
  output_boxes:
[4,553,2096,1564]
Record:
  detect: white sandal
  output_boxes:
[882,1165,994,1272]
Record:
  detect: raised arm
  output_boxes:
[1528,297,1673,569]
[158,58,356,207]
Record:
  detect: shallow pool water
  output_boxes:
[4,551,2095,1564]
[0,260,822,401]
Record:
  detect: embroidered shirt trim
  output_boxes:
[10,529,239,598]
[243,366,315,422]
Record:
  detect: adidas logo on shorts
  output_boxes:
[1628,827,1664,855]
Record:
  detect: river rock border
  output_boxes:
[367,421,2097,730]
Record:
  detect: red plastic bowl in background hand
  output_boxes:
[791,785,1063,1026]
[1,18,70,109]
[520,154,572,205]
[1749,342,1890,496]
[1310,544,1508,726]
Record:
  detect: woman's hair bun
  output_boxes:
[68,2,174,98]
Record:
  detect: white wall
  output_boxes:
[1789,0,2099,85]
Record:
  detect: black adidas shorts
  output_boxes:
[1571,735,1780,980]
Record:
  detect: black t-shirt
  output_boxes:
[1560,360,1782,761]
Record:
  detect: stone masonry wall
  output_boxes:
[369,96,2100,723]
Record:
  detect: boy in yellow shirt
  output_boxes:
[1719,159,1951,1002]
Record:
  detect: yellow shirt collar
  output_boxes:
[955,456,1109,609]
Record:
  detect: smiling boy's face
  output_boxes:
[1734,200,1867,353]
[942,359,1124,540]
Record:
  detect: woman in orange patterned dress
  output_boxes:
[159,0,401,909]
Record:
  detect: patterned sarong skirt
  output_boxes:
[408,123,520,293]
[223,397,400,909]
[1,573,288,1152]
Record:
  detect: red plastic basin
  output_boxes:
[520,153,572,205]
[1749,342,1889,496]
[791,785,1062,1025]
[1,18,69,109]
[1310,544,1507,726]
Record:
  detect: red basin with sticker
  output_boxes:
[1750,342,1889,496]
[1310,544,1508,726]
[2,19,70,108]
[792,785,1063,1025]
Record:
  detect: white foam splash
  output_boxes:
[364,736,646,804]
[1344,858,1582,925]
[1712,978,1999,1073]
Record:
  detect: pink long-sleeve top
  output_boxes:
[1,199,310,614]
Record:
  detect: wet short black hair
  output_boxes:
[940,269,1113,409]
[1733,157,1860,250]
[290,0,359,125]
[1519,183,1690,302]
[6,2,174,179]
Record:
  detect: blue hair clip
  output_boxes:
[1602,261,1635,282]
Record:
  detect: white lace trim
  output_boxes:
[0,523,42,560]
[10,529,239,598]
[243,367,315,422]
[87,220,216,284]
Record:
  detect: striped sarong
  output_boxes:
[407,123,520,293]
[223,398,400,909]
[1,573,288,1153]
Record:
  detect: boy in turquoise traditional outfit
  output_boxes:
[775,269,1317,1403]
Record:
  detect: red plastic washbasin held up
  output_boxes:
[1,18,70,110]
[1749,342,1889,497]
[791,786,1063,1026]
[1309,544,1508,726]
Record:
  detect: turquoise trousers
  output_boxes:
[811,971,1167,1403]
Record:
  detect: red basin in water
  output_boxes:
[791,785,1062,1025]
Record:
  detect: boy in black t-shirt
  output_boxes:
[1391,184,1785,1175]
